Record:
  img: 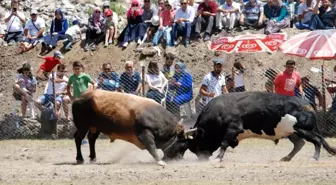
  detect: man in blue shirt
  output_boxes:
[97,63,120,92]
[120,61,142,94]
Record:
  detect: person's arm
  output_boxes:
[200,76,215,97]
[4,12,13,23]
[276,6,288,22]
[222,85,228,94]
[135,73,142,94]
[258,4,264,25]
[16,11,26,23]
[160,73,169,92]
[34,19,45,38]
[24,28,30,38]
[315,87,323,107]
[87,75,98,90]
[273,74,280,93]
[37,55,46,59]
[66,76,73,100]
[57,19,68,35]
[313,0,320,14]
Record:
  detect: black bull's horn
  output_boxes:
[178,119,198,139]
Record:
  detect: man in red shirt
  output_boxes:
[273,60,303,97]
[195,0,217,41]
[36,50,64,80]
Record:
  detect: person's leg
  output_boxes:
[62,95,71,120]
[205,16,214,35]
[152,29,164,46]
[105,29,110,47]
[229,13,237,30]
[185,22,192,45]
[195,16,204,36]
[216,12,223,30]
[21,95,27,117]
[164,26,173,47]
[108,27,114,44]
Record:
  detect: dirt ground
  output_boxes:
[0,138,336,185]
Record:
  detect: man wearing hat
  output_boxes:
[36,50,64,80]
[18,9,45,53]
[198,58,228,110]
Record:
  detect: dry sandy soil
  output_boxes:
[1,138,336,185]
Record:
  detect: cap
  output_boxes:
[54,51,64,59]
[31,9,38,15]
[17,63,31,73]
[104,9,113,17]
[213,58,224,65]
[151,15,160,26]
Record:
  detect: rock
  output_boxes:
[142,47,157,56]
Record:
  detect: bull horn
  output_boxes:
[178,118,184,125]
[184,128,198,135]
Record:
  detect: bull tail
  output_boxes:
[315,132,336,156]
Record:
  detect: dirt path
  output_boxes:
[0,139,336,185]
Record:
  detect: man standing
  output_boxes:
[273,60,303,97]
[197,58,228,112]
[4,0,26,45]
[195,0,217,41]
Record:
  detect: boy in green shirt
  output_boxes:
[66,61,97,100]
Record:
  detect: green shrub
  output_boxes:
[109,2,126,16]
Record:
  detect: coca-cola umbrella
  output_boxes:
[208,33,288,53]
[279,29,336,111]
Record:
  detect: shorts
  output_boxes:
[40,94,63,105]
[40,63,54,72]
[23,37,41,46]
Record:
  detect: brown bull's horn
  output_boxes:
[184,128,198,135]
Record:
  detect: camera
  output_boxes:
[13,8,17,12]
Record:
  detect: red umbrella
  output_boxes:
[209,33,288,53]
[279,30,336,111]
[279,30,336,59]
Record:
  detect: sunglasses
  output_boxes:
[31,14,37,16]
[181,2,187,4]
[95,11,101,13]
[104,68,111,71]
[132,4,138,6]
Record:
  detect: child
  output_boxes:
[64,18,83,51]
[66,61,97,100]
[37,50,64,80]
[103,9,115,48]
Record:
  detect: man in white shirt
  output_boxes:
[18,9,45,53]
[172,0,195,47]
[215,0,240,33]
[35,64,71,120]
[295,0,317,29]
[4,0,26,45]
[199,58,228,109]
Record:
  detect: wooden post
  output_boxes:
[52,70,58,138]
[142,65,145,97]
[321,63,327,112]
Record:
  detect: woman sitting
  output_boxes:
[145,61,168,103]
[166,62,193,118]
[42,9,68,51]
[122,0,144,48]
[84,7,105,51]
[263,0,290,35]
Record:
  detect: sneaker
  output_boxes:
[137,39,141,45]
[123,42,128,48]
[104,43,108,48]
[174,41,178,46]
[108,40,113,44]
[84,44,89,51]
[203,33,210,41]
[185,39,190,47]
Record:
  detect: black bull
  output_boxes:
[184,92,336,161]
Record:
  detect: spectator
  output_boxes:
[13,63,36,117]
[273,60,303,97]
[310,0,336,30]
[4,0,26,45]
[18,9,45,53]
[189,0,200,10]
[285,0,298,28]
[215,0,240,33]
[264,68,278,92]
[42,9,68,51]
[199,58,228,110]
[36,51,64,81]
[145,61,168,103]
[153,1,174,47]
[225,75,235,92]
[298,76,323,111]
[239,0,264,29]
[0,18,7,47]
[120,61,142,94]
[295,0,316,29]
[162,53,175,80]
[84,7,105,51]
[35,64,71,120]
[195,0,217,41]
[103,9,116,47]
[97,63,120,91]
[140,0,159,43]
[102,1,119,41]
[264,0,290,34]
[166,62,193,117]
[64,18,83,51]
[122,0,144,48]
[66,61,97,100]
[232,61,246,92]
[172,0,195,47]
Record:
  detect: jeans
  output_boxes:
[309,14,334,30]
[146,89,164,104]
[195,15,215,34]
[172,22,192,42]
[295,21,310,30]
[44,33,66,47]
[152,26,173,46]
[123,24,141,44]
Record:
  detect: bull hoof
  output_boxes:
[76,160,84,164]
[90,158,97,163]
[280,156,292,162]
[212,158,223,163]
[157,160,167,166]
